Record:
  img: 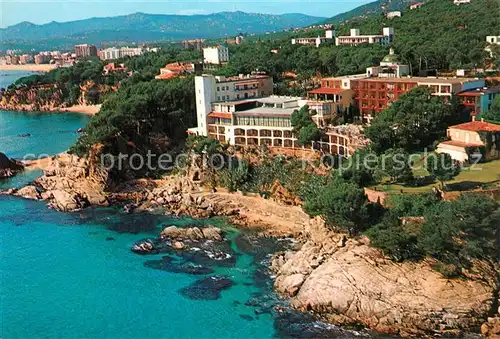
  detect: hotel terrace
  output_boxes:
[201,96,360,156]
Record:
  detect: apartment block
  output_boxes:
[203,46,229,65]
[99,47,121,60]
[74,44,98,58]
[312,49,485,122]
[335,27,394,46]
[291,30,335,47]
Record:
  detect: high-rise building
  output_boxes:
[74,44,98,58]
[190,74,273,136]
[99,47,121,60]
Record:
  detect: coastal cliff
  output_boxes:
[272,217,500,336]
[0,80,111,113]
[4,152,499,337]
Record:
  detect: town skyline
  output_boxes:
[1,0,371,28]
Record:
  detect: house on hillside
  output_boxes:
[410,2,424,9]
[386,11,402,19]
[453,0,471,5]
[436,120,500,163]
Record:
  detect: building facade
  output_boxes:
[458,86,500,117]
[203,46,229,65]
[291,30,335,47]
[191,74,274,136]
[437,120,500,163]
[74,44,98,58]
[335,27,394,46]
[386,11,402,18]
[202,96,357,156]
[99,48,121,60]
[182,39,205,51]
[312,49,485,122]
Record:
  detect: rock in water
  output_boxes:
[178,276,234,300]
[14,185,41,200]
[144,256,215,275]
[0,152,24,179]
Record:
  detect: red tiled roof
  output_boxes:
[308,88,346,95]
[449,121,500,132]
[208,112,232,119]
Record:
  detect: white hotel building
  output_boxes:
[335,27,394,46]
[190,74,361,156]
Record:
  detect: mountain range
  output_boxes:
[325,0,420,23]
[0,11,323,50]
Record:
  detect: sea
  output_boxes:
[0,70,367,339]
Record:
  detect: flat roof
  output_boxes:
[234,106,298,117]
[212,98,259,105]
[359,76,481,84]
[309,88,347,95]
[256,96,303,104]
[321,74,367,81]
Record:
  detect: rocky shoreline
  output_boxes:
[1,154,499,337]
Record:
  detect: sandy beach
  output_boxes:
[60,104,101,116]
[0,64,58,72]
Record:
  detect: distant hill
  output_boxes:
[325,0,418,23]
[0,11,324,50]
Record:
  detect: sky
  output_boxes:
[0,0,371,28]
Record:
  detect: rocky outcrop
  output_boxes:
[29,147,109,211]
[0,152,23,179]
[13,185,42,200]
[160,225,223,242]
[272,217,499,336]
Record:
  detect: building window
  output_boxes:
[217,87,220,91]
[217,96,221,101]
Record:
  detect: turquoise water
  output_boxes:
[0,70,366,339]
[0,110,89,159]
[0,71,277,339]
[0,198,276,338]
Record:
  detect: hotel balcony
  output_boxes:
[246,129,258,137]
[235,128,245,136]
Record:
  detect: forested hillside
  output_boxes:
[0,11,323,51]
[325,0,417,23]
[221,0,498,82]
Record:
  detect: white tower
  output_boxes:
[194,75,216,136]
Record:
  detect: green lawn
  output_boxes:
[371,158,500,194]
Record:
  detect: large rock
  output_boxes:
[273,217,498,336]
[32,147,110,211]
[48,190,82,212]
[160,225,224,242]
[14,185,41,200]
